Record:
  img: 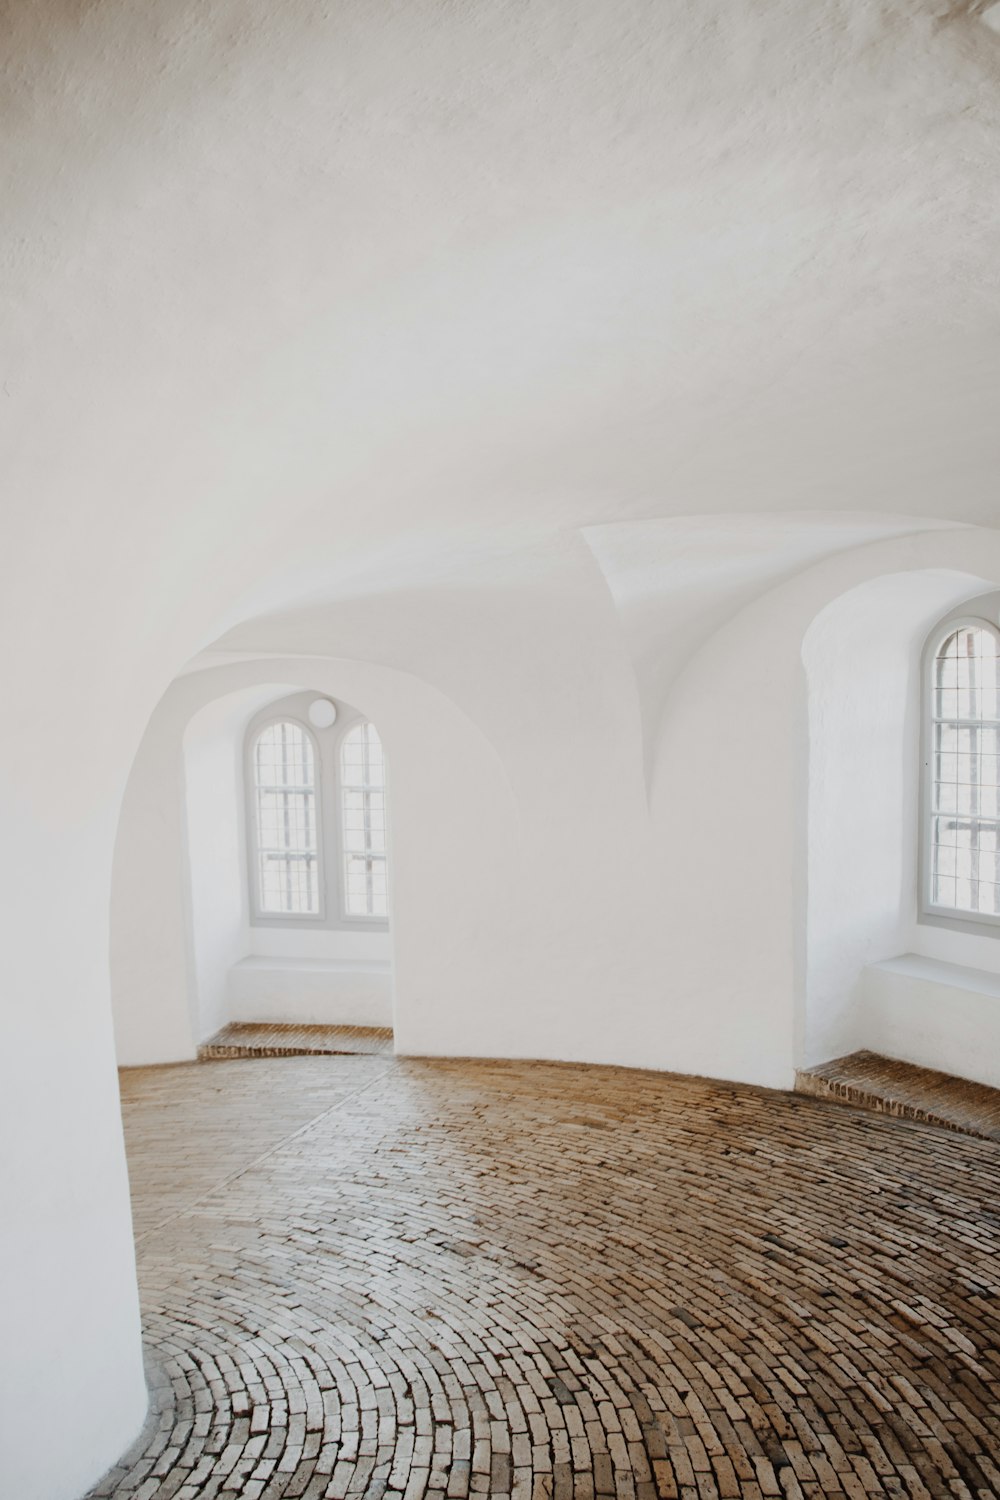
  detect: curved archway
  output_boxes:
[110,656,521,1067]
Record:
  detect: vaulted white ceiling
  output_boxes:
[3,0,999,697]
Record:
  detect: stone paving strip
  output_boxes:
[796,1051,1000,1144]
[198,1024,395,1061]
[90,1056,1000,1499]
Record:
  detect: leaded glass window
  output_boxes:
[341,723,388,917]
[929,624,1000,916]
[253,721,320,915]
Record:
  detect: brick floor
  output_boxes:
[90,1057,1000,1498]
[796,1051,1000,1144]
[199,1023,395,1061]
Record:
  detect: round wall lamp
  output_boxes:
[307,698,338,729]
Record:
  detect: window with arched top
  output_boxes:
[252,720,321,915]
[927,620,1000,921]
[245,697,389,927]
[341,722,388,917]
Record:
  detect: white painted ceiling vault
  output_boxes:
[3,0,1000,747]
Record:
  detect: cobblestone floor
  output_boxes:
[91,1057,1000,1499]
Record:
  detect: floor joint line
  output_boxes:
[133,1060,395,1244]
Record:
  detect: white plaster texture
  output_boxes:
[863,955,1000,1090]
[227,957,393,1029]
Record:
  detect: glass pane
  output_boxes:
[254,721,319,914]
[342,788,366,852]
[369,859,388,917]
[367,793,386,854]
[344,854,370,915]
[255,720,315,787]
[259,853,318,916]
[341,724,389,916]
[257,790,315,852]
[344,854,388,918]
[979,882,1000,915]
[341,726,367,778]
[931,627,1000,913]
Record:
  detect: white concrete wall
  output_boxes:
[111,684,285,1064]
[912,922,1000,976]
[111,720,196,1067]
[251,927,391,962]
[243,929,392,1028]
[1,786,147,1500]
[863,956,1000,1091]
[801,572,983,1065]
[228,957,393,1028]
[646,604,805,1088]
[184,696,253,1043]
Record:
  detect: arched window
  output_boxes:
[927,621,1000,919]
[252,720,320,915]
[245,698,390,928]
[341,722,388,917]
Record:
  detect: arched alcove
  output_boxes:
[190,687,394,1043]
[801,567,1000,1067]
[110,656,521,1066]
[642,527,1000,1091]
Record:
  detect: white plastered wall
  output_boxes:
[0,767,148,1500]
[112,683,284,1063]
[183,691,259,1042]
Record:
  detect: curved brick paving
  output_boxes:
[198,1024,395,1061]
[91,1056,1000,1499]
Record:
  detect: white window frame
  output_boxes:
[244,694,391,931]
[248,715,326,924]
[339,722,390,921]
[920,612,1000,936]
